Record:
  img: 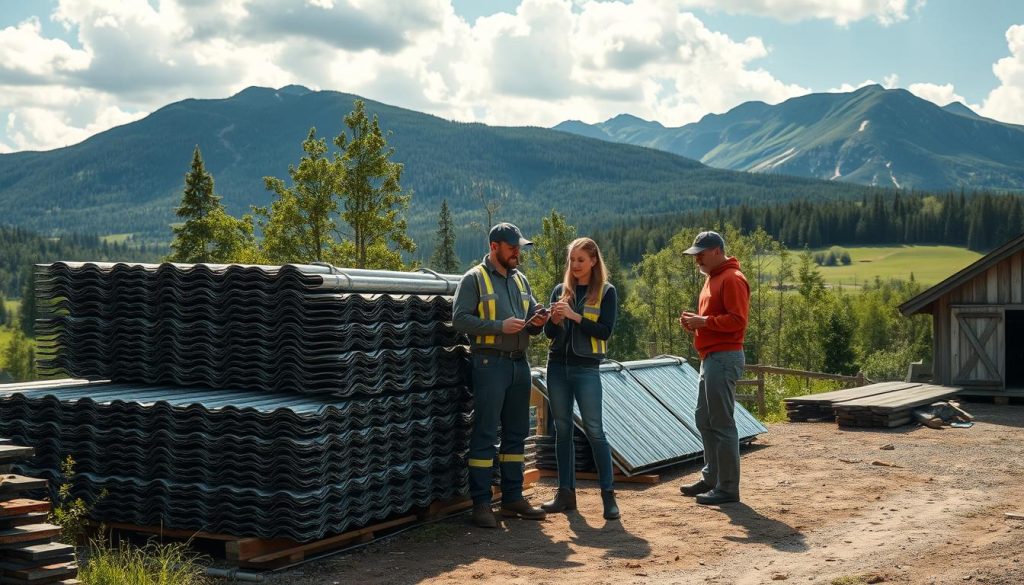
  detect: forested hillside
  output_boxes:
[0,227,161,298]
[596,191,1024,264]
[0,85,882,261]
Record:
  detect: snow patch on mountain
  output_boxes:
[748,147,798,172]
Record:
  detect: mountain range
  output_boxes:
[0,85,884,258]
[554,85,1024,192]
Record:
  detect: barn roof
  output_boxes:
[899,231,1024,316]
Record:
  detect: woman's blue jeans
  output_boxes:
[546,361,615,491]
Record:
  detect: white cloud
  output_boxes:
[672,0,915,26]
[0,17,89,84]
[906,82,976,110]
[0,0,820,150]
[979,24,1024,124]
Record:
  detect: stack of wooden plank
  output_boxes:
[833,384,961,428]
[0,441,78,585]
[785,382,922,422]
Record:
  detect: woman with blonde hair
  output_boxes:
[541,237,619,520]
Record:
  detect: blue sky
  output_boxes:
[0,1,1021,152]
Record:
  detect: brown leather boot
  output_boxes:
[541,488,577,513]
[472,503,498,528]
[500,498,547,520]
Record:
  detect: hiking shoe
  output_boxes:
[679,480,713,497]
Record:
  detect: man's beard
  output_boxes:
[500,254,519,270]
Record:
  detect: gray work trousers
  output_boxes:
[695,350,745,495]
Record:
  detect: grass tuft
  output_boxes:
[79,538,210,585]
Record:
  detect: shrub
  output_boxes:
[49,455,102,545]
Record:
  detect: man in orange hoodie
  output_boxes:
[677,231,749,505]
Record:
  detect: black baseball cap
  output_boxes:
[683,230,725,255]
[489,223,533,247]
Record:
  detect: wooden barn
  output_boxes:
[900,232,1024,397]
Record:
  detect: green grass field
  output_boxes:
[100,233,134,244]
[811,245,982,289]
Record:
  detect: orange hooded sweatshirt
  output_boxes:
[695,257,749,359]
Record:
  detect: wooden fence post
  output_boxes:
[756,369,766,418]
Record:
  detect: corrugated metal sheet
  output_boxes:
[7,262,479,541]
[0,379,472,540]
[34,262,469,396]
[627,357,768,443]
[532,356,767,476]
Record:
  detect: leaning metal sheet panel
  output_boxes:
[625,357,768,442]
[533,367,704,475]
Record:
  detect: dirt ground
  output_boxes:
[263,400,1024,585]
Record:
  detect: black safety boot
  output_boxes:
[472,503,498,528]
[541,488,577,513]
[601,490,620,520]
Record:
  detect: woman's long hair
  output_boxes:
[559,237,608,306]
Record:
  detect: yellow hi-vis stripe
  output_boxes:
[584,284,607,354]
[512,273,530,312]
[497,453,525,463]
[467,458,493,468]
[475,264,496,345]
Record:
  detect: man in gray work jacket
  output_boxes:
[452,222,550,528]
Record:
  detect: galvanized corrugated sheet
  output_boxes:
[626,357,768,442]
[532,356,767,476]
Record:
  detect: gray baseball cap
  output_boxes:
[489,223,533,247]
[683,230,725,255]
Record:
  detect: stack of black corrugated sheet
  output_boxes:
[5,262,472,541]
[527,434,596,473]
[34,262,466,395]
[0,382,470,540]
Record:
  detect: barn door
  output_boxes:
[950,306,1004,388]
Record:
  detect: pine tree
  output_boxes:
[429,199,459,273]
[170,146,256,263]
[20,268,35,337]
[820,299,858,375]
[258,129,343,263]
[335,100,415,269]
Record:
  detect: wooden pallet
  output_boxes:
[94,469,542,571]
[90,467,542,570]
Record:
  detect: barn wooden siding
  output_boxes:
[921,248,1024,386]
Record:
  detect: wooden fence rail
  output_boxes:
[738,364,869,417]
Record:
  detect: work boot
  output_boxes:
[541,488,576,513]
[695,489,740,506]
[472,503,498,528]
[500,498,547,520]
[601,490,620,520]
[679,479,713,497]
